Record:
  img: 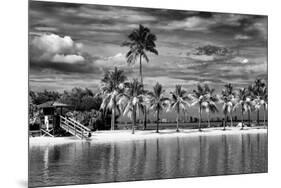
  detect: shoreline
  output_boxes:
[29,126,267,145]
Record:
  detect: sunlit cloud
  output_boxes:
[234,34,251,40]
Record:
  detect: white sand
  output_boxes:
[29,127,267,145]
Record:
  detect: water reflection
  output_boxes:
[29,133,267,187]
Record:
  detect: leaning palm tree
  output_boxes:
[122,24,158,129]
[147,83,169,133]
[190,84,208,131]
[120,79,146,134]
[202,85,218,128]
[100,67,127,130]
[169,85,190,132]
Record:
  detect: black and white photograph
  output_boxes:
[28,0,268,187]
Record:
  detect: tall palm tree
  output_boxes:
[190,84,208,131]
[147,83,169,133]
[122,24,158,83]
[202,84,218,128]
[122,24,158,129]
[169,85,190,132]
[120,79,146,134]
[100,67,127,130]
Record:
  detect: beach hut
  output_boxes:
[37,101,72,137]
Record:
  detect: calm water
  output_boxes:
[29,133,267,187]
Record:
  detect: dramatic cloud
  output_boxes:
[30,33,103,74]
[30,33,84,63]
[29,1,267,93]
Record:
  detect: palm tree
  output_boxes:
[122,24,158,83]
[253,79,266,126]
[261,87,268,128]
[202,84,218,128]
[169,85,190,132]
[122,24,158,129]
[222,83,236,127]
[147,83,169,133]
[190,84,208,131]
[220,84,236,129]
[253,86,267,128]
[120,79,146,134]
[100,67,127,130]
[253,96,263,126]
[220,96,233,130]
[246,85,255,126]
[235,88,251,130]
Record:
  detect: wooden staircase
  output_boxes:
[59,116,91,139]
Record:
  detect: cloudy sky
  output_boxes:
[29,0,267,94]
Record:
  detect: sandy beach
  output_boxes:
[29,127,267,145]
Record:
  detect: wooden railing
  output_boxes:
[59,116,91,139]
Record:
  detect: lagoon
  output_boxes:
[29,132,267,187]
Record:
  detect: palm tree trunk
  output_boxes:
[223,114,227,130]
[176,109,180,132]
[139,55,143,84]
[248,111,251,127]
[241,110,244,130]
[139,55,148,130]
[263,105,266,128]
[208,112,210,128]
[111,108,115,130]
[156,109,159,133]
[199,106,202,131]
[143,108,147,130]
[257,109,260,126]
[230,111,233,127]
[132,105,136,134]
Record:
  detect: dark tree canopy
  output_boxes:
[29,90,61,105]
